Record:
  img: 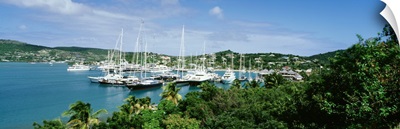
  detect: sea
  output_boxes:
[0,62,256,129]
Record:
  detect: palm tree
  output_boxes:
[264,73,286,88]
[62,101,107,129]
[160,82,182,105]
[123,96,153,115]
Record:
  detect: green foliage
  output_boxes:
[244,79,261,89]
[309,29,400,128]
[160,82,182,105]
[33,118,65,129]
[230,79,242,89]
[0,39,50,52]
[158,100,180,115]
[136,109,164,129]
[307,50,344,65]
[62,101,108,129]
[162,114,200,129]
[197,82,221,101]
[263,72,287,88]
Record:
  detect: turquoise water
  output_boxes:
[0,62,255,129]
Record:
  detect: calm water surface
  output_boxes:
[0,62,253,129]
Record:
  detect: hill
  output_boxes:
[307,50,344,65]
[0,39,338,68]
[0,39,51,52]
[0,39,108,63]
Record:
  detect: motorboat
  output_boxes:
[67,64,90,71]
[221,69,236,84]
[125,78,163,90]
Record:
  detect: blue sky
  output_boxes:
[0,0,387,56]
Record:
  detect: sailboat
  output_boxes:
[247,59,253,82]
[173,25,190,86]
[126,20,163,90]
[238,54,248,82]
[89,28,140,85]
[187,42,213,86]
[221,53,236,84]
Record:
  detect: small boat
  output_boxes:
[238,75,248,82]
[125,78,163,90]
[67,64,90,71]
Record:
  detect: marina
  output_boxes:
[0,62,255,129]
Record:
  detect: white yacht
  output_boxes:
[221,53,236,84]
[187,71,212,86]
[67,64,90,71]
[221,69,236,84]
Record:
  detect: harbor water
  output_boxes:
[0,62,256,129]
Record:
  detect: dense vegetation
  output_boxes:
[33,25,400,128]
[0,39,51,52]
[306,49,344,65]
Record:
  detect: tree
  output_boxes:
[310,31,400,128]
[244,79,260,89]
[124,96,153,115]
[162,114,200,129]
[105,96,154,129]
[198,82,220,101]
[33,118,65,129]
[263,73,286,88]
[230,79,241,89]
[62,101,107,129]
[158,99,180,115]
[160,82,182,105]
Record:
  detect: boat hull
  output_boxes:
[221,76,235,84]
[125,83,163,90]
[174,80,190,86]
[188,80,211,86]
[88,76,102,83]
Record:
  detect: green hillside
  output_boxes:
[307,50,344,65]
[0,39,337,69]
[0,39,51,52]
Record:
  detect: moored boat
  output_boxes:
[125,78,163,90]
[187,71,212,86]
[221,69,236,84]
[67,64,90,71]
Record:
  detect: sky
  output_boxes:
[0,0,388,56]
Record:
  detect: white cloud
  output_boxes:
[0,0,344,56]
[2,0,88,15]
[209,6,223,19]
[18,25,27,30]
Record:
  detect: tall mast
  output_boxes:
[177,25,185,76]
[134,20,144,65]
[231,53,234,70]
[144,37,148,78]
[119,28,124,74]
[202,41,206,71]
[181,25,185,72]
